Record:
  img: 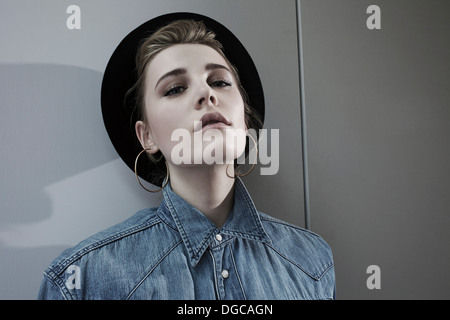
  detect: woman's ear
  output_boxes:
[135,120,159,154]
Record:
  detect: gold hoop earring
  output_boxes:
[134,148,170,193]
[226,132,258,178]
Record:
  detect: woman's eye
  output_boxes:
[210,79,232,88]
[164,86,186,97]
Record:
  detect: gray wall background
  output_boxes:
[300,0,450,299]
[0,0,448,299]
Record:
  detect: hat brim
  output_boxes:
[101,12,264,187]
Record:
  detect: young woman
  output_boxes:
[38,13,335,300]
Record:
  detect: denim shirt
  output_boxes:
[38,178,335,300]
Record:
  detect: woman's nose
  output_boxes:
[197,86,218,108]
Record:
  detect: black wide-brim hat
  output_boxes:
[101,12,264,187]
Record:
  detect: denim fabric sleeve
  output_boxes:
[37,275,67,300]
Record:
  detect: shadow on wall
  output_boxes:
[0,64,113,224]
[0,64,159,299]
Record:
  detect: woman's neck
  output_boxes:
[167,163,235,228]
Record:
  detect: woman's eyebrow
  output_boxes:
[154,67,187,90]
[205,63,231,73]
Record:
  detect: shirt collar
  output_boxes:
[159,177,271,267]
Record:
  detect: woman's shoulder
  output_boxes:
[258,211,327,241]
[258,211,334,280]
[42,206,177,278]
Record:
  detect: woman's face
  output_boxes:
[136,44,247,166]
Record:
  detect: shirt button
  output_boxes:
[221,270,229,279]
[215,234,223,242]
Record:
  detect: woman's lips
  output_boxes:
[194,112,231,132]
[201,121,231,131]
